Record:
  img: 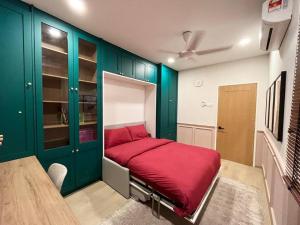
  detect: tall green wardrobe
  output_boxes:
[156,64,178,141]
[34,10,102,194]
[0,0,35,162]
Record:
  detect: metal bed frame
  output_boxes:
[103,157,220,224]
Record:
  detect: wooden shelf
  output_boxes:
[79,79,97,84]
[43,100,68,104]
[43,73,68,80]
[42,43,68,56]
[44,124,69,129]
[79,56,96,64]
[80,121,97,126]
[45,137,69,144]
[79,101,96,104]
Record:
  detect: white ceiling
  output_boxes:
[23,0,267,71]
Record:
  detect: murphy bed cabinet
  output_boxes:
[103,41,157,83]
[0,0,35,162]
[34,11,102,194]
[157,64,178,141]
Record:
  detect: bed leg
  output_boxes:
[151,193,161,219]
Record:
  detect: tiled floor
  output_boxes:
[65,159,272,225]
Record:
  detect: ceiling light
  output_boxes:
[48,27,61,38]
[167,57,175,64]
[238,38,251,47]
[67,0,86,14]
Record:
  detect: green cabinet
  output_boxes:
[73,30,102,189]
[0,0,35,162]
[34,11,102,194]
[157,64,178,141]
[102,41,157,83]
[119,52,134,78]
[146,64,157,83]
[103,42,119,74]
[134,59,146,81]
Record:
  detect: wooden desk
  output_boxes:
[0,156,80,225]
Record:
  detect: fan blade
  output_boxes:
[186,31,204,51]
[195,46,233,55]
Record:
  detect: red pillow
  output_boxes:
[105,127,132,149]
[127,125,148,141]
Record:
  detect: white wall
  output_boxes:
[268,0,299,168]
[178,55,269,130]
[265,0,300,222]
[104,78,145,126]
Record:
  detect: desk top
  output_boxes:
[0,156,80,225]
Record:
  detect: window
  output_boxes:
[285,30,300,205]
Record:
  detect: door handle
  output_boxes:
[218,126,225,130]
[25,82,32,88]
[0,134,3,146]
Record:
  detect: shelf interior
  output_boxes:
[43,76,68,103]
[79,39,97,62]
[44,127,70,149]
[42,23,68,53]
[42,23,70,150]
[78,38,98,144]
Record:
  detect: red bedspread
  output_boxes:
[105,138,172,166]
[105,138,220,217]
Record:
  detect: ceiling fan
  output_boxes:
[162,31,233,61]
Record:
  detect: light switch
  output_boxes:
[194,80,203,87]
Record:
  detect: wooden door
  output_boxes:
[216,83,257,166]
[0,1,35,162]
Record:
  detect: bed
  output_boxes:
[103,124,221,223]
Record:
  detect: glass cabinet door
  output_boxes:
[78,38,98,143]
[41,23,70,149]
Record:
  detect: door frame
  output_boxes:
[216,83,258,166]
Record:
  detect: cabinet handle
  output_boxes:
[72,150,75,153]
[26,82,32,88]
[74,88,78,92]
[70,87,74,91]
[0,134,3,146]
[76,149,79,152]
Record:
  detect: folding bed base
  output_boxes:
[130,171,220,224]
[102,157,220,224]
